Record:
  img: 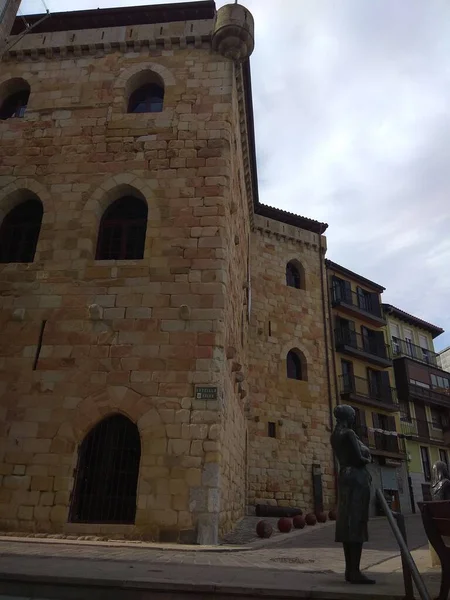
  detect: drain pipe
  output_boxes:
[318,226,338,503]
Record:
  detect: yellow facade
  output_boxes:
[326,261,409,514]
[384,308,449,506]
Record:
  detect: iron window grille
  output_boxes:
[70,414,141,524]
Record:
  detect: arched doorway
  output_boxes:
[70,414,141,524]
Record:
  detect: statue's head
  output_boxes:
[333,404,355,427]
[432,460,450,486]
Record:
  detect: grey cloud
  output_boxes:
[20,0,450,348]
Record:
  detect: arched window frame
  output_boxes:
[95,195,148,261]
[0,78,30,121]
[0,197,43,263]
[286,259,305,290]
[286,348,308,381]
[126,70,165,114]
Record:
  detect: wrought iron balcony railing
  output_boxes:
[400,417,449,443]
[340,374,398,407]
[354,424,406,455]
[407,383,450,407]
[331,287,383,320]
[335,328,391,362]
[391,337,439,367]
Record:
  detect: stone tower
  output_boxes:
[0,1,256,544]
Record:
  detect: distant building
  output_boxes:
[326,262,410,516]
[437,346,450,373]
[383,305,449,510]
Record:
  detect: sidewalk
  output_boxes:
[0,515,441,599]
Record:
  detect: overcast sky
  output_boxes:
[20,0,450,351]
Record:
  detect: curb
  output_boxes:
[0,571,409,600]
[0,520,335,553]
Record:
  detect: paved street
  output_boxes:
[0,513,439,599]
[0,514,428,574]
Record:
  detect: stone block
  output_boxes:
[50,505,68,523]
[201,463,220,488]
[31,476,53,491]
[18,505,34,520]
[168,439,190,456]
[189,487,207,513]
[196,513,219,545]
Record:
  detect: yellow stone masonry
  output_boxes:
[0,4,336,543]
[247,216,336,512]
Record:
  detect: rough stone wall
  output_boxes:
[217,63,250,535]
[0,21,249,542]
[247,215,336,512]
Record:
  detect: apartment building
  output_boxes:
[326,262,409,515]
[383,305,449,509]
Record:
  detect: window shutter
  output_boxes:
[356,286,364,309]
[375,330,386,358]
[370,292,381,317]
[359,409,367,427]
[343,280,352,303]
[380,371,392,403]
[361,325,369,352]
[387,416,397,432]
[372,412,380,429]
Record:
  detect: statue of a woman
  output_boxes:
[431,461,450,501]
[330,404,375,584]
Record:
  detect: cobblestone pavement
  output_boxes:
[0,514,427,575]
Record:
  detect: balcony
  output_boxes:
[392,337,439,367]
[355,425,407,457]
[407,383,450,409]
[400,417,450,446]
[331,287,386,327]
[339,374,398,412]
[335,328,392,367]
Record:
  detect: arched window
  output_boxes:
[96,196,148,260]
[0,79,30,120]
[286,349,307,381]
[69,414,141,524]
[128,83,164,114]
[0,198,43,263]
[286,260,305,290]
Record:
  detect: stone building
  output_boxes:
[247,211,336,512]
[0,1,336,542]
[437,346,450,373]
[325,261,410,516]
[383,305,449,509]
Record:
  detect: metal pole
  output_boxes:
[375,489,430,600]
[393,511,414,600]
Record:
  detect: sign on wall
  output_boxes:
[195,386,218,400]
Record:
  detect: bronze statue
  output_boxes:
[431,461,450,501]
[330,404,375,585]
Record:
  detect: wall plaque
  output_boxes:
[195,386,218,400]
